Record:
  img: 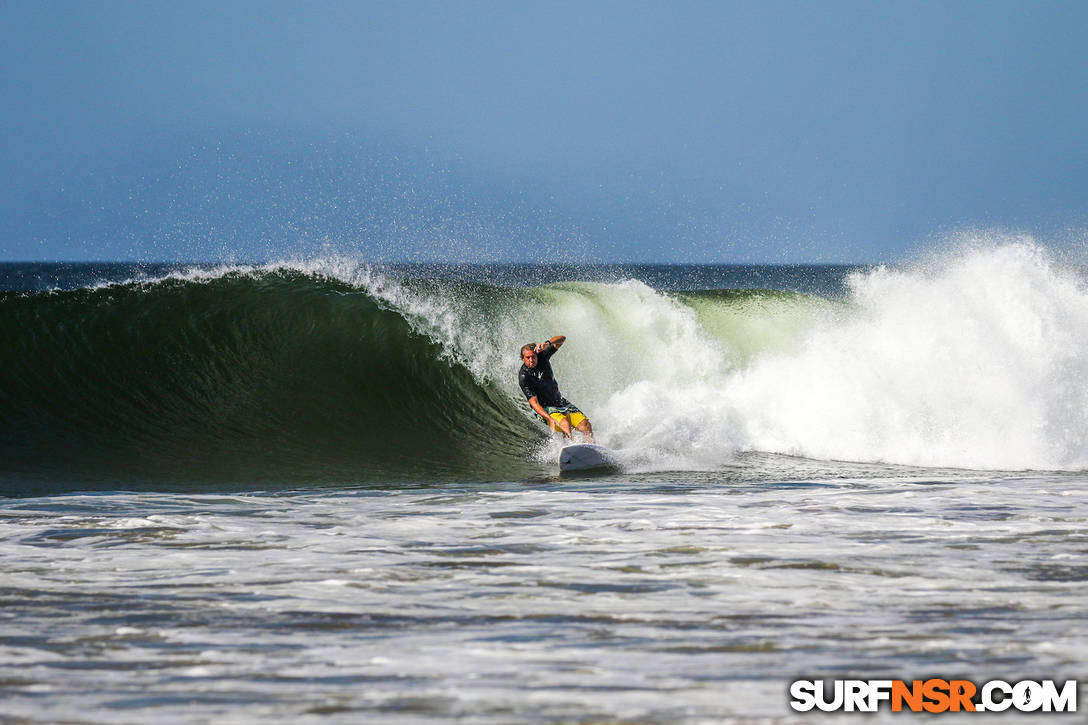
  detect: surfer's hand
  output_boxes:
[535,342,549,353]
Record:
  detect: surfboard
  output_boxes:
[558,443,620,473]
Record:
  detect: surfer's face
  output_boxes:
[521,349,538,368]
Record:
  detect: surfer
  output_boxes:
[519,335,595,443]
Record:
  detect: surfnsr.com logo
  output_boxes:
[789,679,1078,713]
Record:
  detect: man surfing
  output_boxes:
[518,335,595,442]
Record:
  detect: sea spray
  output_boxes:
[727,243,1088,470]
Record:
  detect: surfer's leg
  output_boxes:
[571,413,594,443]
[549,411,573,438]
[557,417,573,438]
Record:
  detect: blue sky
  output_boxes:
[2,0,1086,263]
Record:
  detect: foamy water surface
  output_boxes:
[2,463,1086,723]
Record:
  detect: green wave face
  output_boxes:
[0,270,544,494]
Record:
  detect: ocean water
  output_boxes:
[2,243,1087,722]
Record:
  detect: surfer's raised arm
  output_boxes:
[534,335,565,354]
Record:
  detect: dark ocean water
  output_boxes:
[2,249,1087,722]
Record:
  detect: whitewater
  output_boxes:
[2,240,1088,722]
[272,241,1088,473]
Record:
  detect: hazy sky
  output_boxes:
[2,0,1086,263]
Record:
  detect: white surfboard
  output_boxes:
[558,443,620,473]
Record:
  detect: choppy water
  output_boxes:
[2,464,1087,722]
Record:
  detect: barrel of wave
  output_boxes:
[352,271,831,471]
[501,282,734,469]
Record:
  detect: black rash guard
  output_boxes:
[518,345,569,408]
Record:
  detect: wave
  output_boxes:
[0,269,541,494]
[3,240,1087,495]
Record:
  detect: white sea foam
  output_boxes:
[3,479,1086,723]
[728,241,1088,470]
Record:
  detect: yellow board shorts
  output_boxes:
[543,404,586,430]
